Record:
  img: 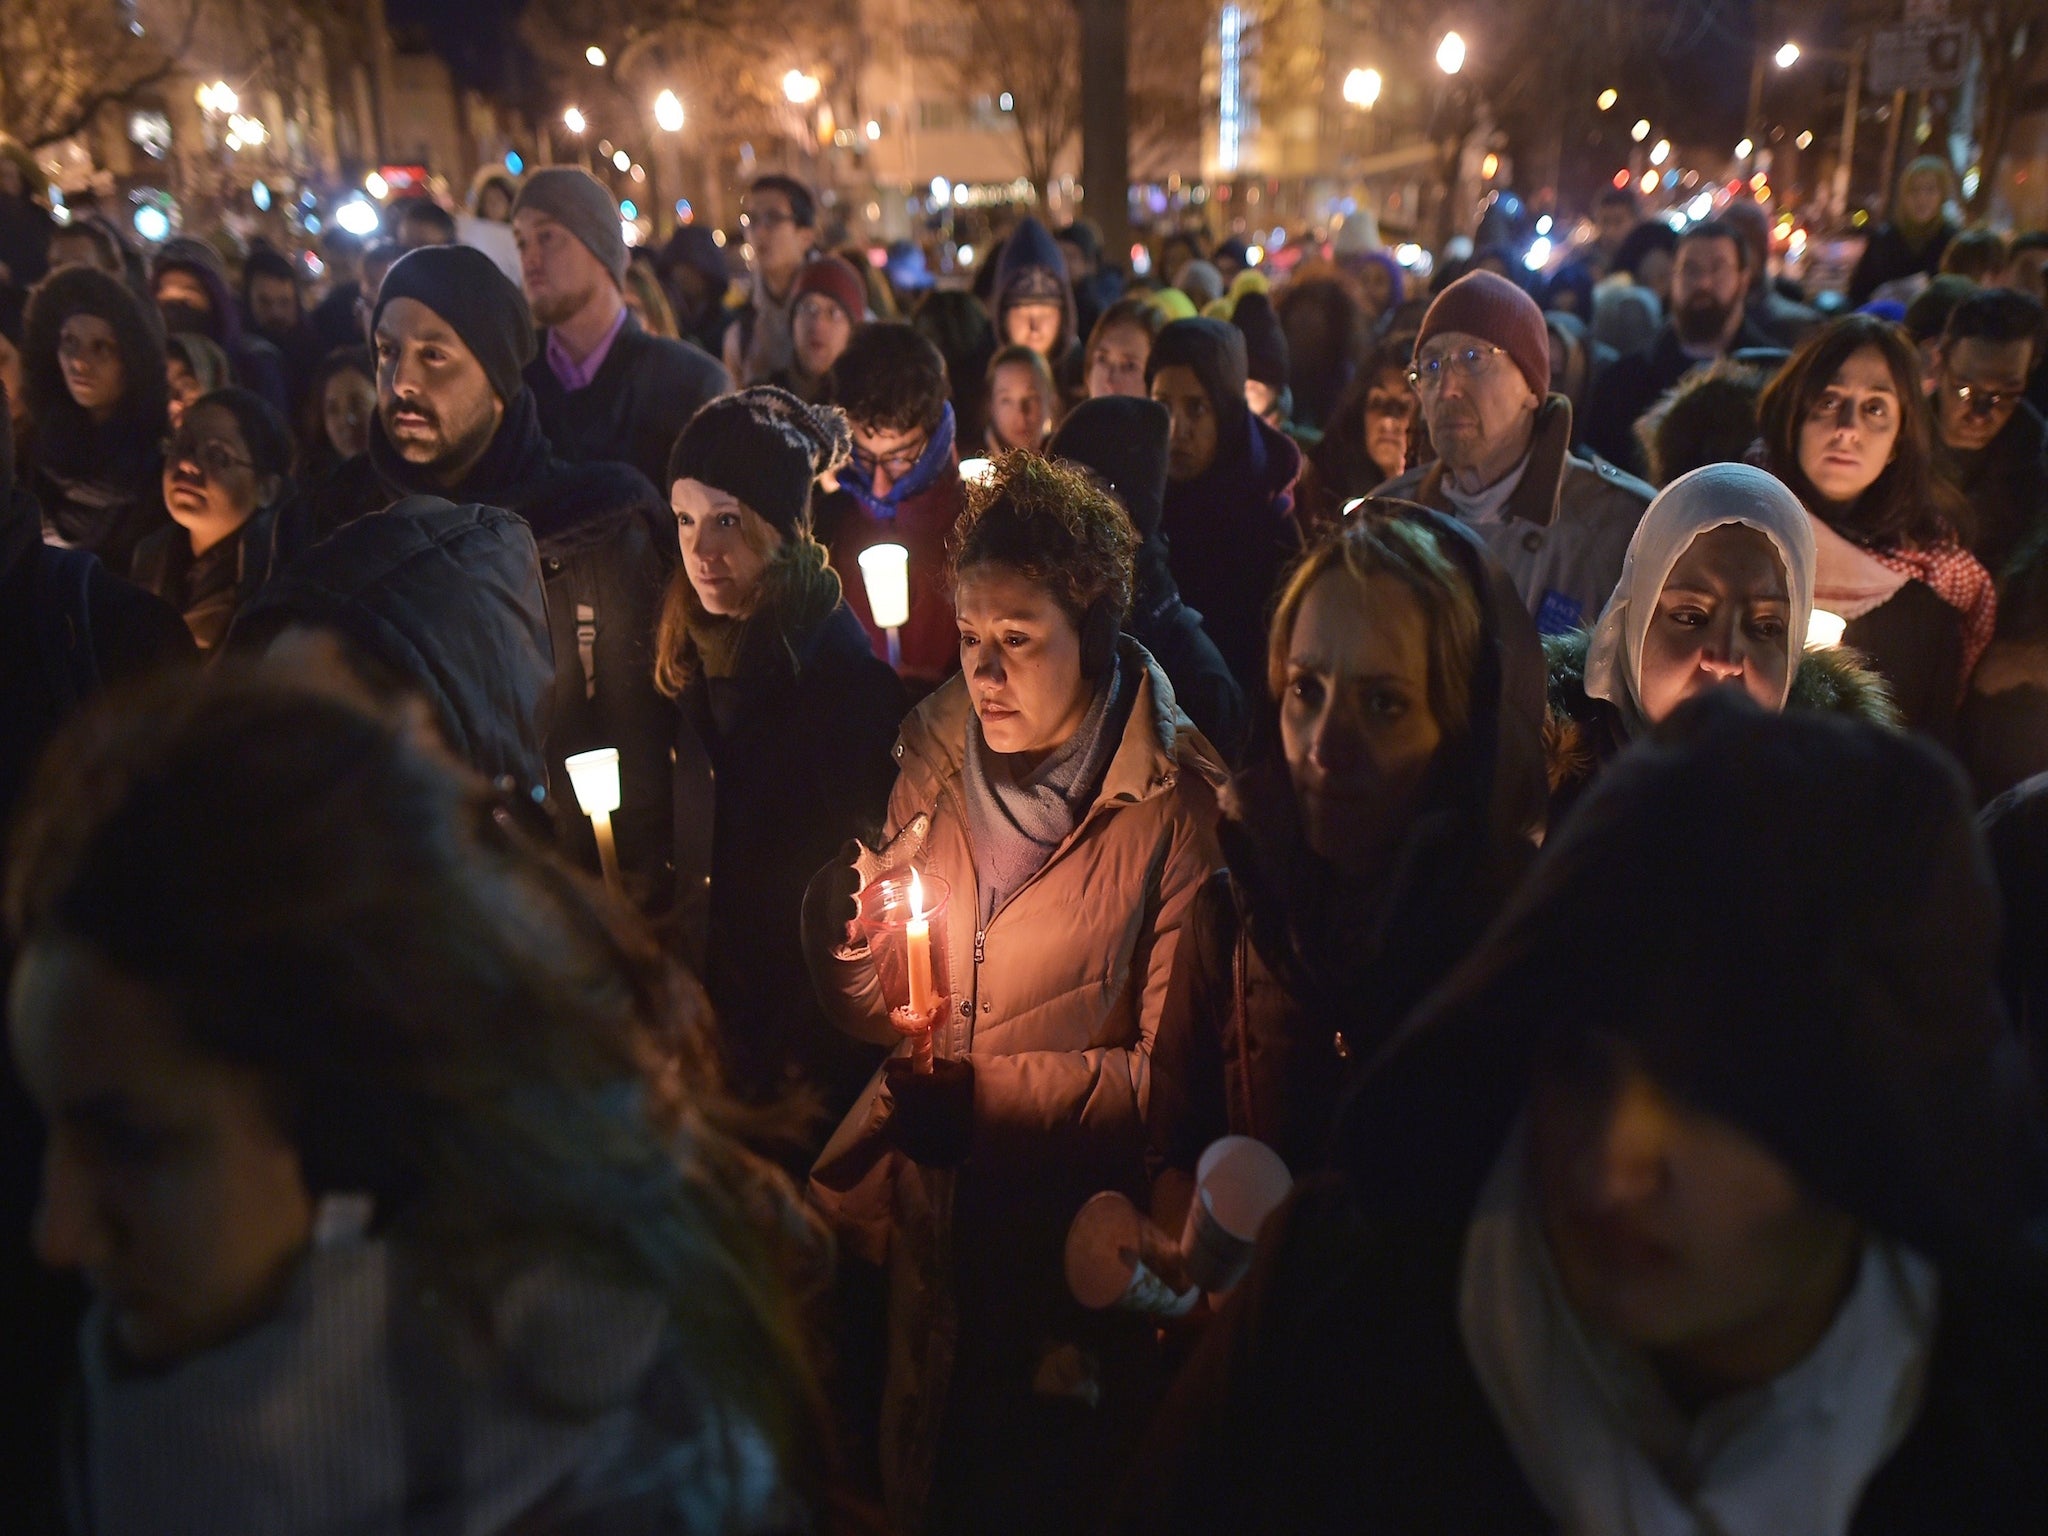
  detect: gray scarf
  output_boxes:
[962,651,1132,926]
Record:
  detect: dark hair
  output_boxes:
[392,197,457,243]
[50,216,125,273]
[1941,227,2009,282]
[1594,186,1639,214]
[242,246,299,295]
[1633,358,1770,487]
[1310,334,1418,506]
[1678,218,1748,272]
[830,320,950,433]
[1943,286,2046,356]
[950,451,1136,627]
[321,227,366,261]
[188,386,295,484]
[1611,221,1679,279]
[1758,314,1965,548]
[1082,295,1164,377]
[361,239,403,290]
[4,670,823,1482]
[1903,273,1979,344]
[747,174,816,229]
[297,345,376,467]
[2009,230,2048,258]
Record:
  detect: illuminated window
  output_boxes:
[1218,5,1243,173]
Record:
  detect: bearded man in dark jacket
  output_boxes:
[284,245,675,897]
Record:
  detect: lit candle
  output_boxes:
[1805,608,1847,649]
[907,868,934,1019]
[563,747,623,893]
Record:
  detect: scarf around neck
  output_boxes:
[962,647,1133,925]
[681,535,845,683]
[1459,1120,1938,1536]
[841,402,956,521]
[368,386,551,506]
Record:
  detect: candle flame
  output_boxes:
[909,868,925,922]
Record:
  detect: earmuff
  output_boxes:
[1080,595,1121,680]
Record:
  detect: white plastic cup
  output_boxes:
[857,542,912,631]
[1179,1136,1292,1295]
[1064,1191,1198,1316]
[958,456,995,487]
[562,746,622,816]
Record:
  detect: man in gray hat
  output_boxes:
[513,167,729,489]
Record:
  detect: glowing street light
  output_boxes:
[1796,129,1814,149]
[1735,136,1755,159]
[1597,88,1619,111]
[1775,42,1801,68]
[563,106,587,134]
[865,118,881,140]
[196,81,238,115]
[612,148,630,171]
[1436,32,1466,75]
[654,89,685,132]
[1631,118,1651,143]
[1649,139,1671,166]
[586,45,606,66]
[783,70,821,105]
[1343,67,1383,109]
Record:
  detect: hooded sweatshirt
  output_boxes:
[150,238,291,416]
[232,497,554,798]
[1149,507,1549,1180]
[1125,695,2048,1535]
[994,216,1081,386]
[1148,319,1304,700]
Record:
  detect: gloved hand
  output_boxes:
[799,815,931,961]
[884,1056,976,1167]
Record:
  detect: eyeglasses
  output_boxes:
[740,209,795,234]
[1940,376,2022,419]
[851,432,930,479]
[1407,344,1506,393]
[162,434,254,478]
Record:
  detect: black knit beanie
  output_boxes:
[1147,318,1251,437]
[372,245,536,406]
[1231,291,1290,391]
[666,387,853,538]
[1049,396,1170,540]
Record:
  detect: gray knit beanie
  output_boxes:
[511,168,629,289]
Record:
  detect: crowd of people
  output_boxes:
[4,140,2048,1534]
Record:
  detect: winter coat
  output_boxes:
[308,279,362,355]
[807,640,1224,1533]
[1981,772,2048,1087]
[814,411,967,687]
[1127,537,1249,766]
[25,431,170,579]
[233,497,554,798]
[151,239,291,416]
[1544,627,1902,825]
[1149,510,1547,1183]
[1121,697,2048,1536]
[1844,578,1969,740]
[1159,410,1304,702]
[1380,395,1654,637]
[671,586,908,1143]
[128,505,282,651]
[0,189,52,341]
[1848,220,1957,307]
[287,392,678,894]
[1581,317,1780,478]
[528,314,730,491]
[64,1237,805,1536]
[1937,399,2048,585]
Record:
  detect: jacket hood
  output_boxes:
[1049,395,1170,540]
[1220,503,1548,1023]
[1149,318,1252,447]
[1336,692,2048,1278]
[232,497,554,795]
[152,236,244,351]
[994,216,1077,353]
[21,264,170,470]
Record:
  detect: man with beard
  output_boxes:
[1582,220,1776,477]
[513,168,728,490]
[280,245,675,897]
[241,246,324,415]
[1378,271,1652,634]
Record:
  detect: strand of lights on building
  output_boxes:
[1217,5,1243,174]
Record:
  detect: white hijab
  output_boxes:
[1584,463,1816,727]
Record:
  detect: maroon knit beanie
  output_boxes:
[1415,271,1551,400]
[793,255,868,327]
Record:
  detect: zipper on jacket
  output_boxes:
[974,928,986,965]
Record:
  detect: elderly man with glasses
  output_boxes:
[1930,287,2048,584]
[1378,271,1654,635]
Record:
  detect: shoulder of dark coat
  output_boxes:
[1792,644,1904,727]
[519,458,669,555]
[1541,628,1609,795]
[614,325,731,391]
[1560,447,1656,520]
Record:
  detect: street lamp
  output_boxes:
[783,70,821,105]
[1597,88,1618,111]
[1650,138,1671,166]
[586,45,606,66]
[1631,118,1651,143]
[1343,68,1383,109]
[563,106,587,134]
[1775,42,1801,69]
[654,90,685,133]
[1436,32,1466,75]
[1735,137,1755,159]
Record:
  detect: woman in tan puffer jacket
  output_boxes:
[802,452,1224,1534]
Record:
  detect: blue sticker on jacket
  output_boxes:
[1535,589,1584,636]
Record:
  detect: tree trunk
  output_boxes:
[1078,0,1132,267]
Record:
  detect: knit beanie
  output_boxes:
[1050,396,1171,540]
[666,386,852,538]
[1147,318,1251,435]
[1416,270,1551,400]
[1145,286,1198,323]
[510,167,629,289]
[373,245,537,406]
[793,254,868,327]
[1231,291,1290,390]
